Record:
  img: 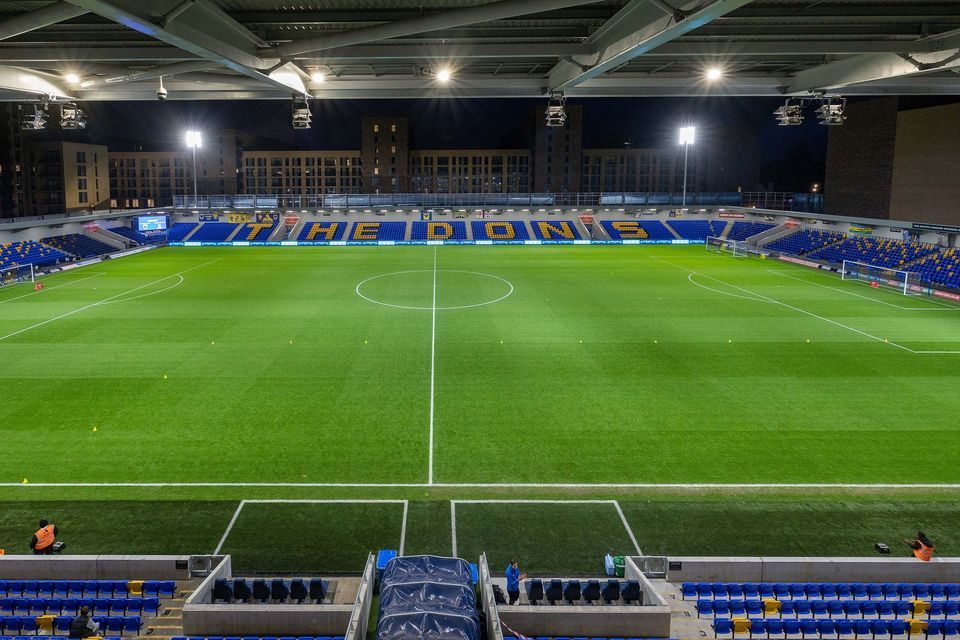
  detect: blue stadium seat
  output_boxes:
[622,581,641,605]
[526,579,544,605]
[712,618,733,637]
[681,582,697,600]
[545,579,563,605]
[582,580,600,605]
[289,580,307,604]
[751,619,768,637]
[308,579,326,603]
[601,580,620,605]
[563,580,582,605]
[213,580,232,603]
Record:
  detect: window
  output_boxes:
[390,123,396,133]
[373,124,379,133]
[76,151,86,164]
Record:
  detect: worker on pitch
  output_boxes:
[30,519,59,555]
[906,531,935,561]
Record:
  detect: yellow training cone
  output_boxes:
[21,478,28,485]
[92,426,97,432]
[163,374,168,379]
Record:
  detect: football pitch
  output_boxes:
[1,244,958,572]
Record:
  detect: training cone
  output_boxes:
[21,478,28,485]
[163,374,168,379]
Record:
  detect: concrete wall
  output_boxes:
[824,98,899,219]
[0,555,193,580]
[667,556,960,583]
[478,554,505,640]
[889,103,960,226]
[497,604,671,638]
[182,555,356,637]
[343,554,376,640]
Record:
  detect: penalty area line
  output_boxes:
[6,482,960,489]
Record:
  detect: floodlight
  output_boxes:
[20,103,47,130]
[64,73,80,84]
[706,67,722,81]
[545,93,566,127]
[774,100,804,126]
[436,67,452,83]
[185,130,202,148]
[59,102,87,129]
[816,97,846,125]
[311,71,325,83]
[678,126,696,145]
[292,95,312,129]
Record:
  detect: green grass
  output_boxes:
[0,244,958,571]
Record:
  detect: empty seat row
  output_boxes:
[52,615,142,636]
[0,582,132,598]
[523,579,641,606]
[712,617,956,638]
[0,598,159,615]
[212,579,327,604]
[696,599,958,619]
[0,615,140,635]
[684,583,960,601]
[501,637,665,640]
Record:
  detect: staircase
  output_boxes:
[141,580,201,639]
[663,221,683,240]
[754,223,796,248]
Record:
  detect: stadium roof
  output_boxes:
[0,0,958,100]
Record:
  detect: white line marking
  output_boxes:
[355,269,514,311]
[429,248,437,485]
[654,256,960,356]
[450,501,458,557]
[6,482,960,488]
[687,272,773,303]
[0,273,104,305]
[400,500,409,556]
[213,499,408,555]
[768,269,960,311]
[614,500,643,556]
[98,274,184,306]
[452,500,642,555]
[0,258,220,343]
[214,499,246,554]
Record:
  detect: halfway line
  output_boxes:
[428,246,437,485]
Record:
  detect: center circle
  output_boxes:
[356,270,514,310]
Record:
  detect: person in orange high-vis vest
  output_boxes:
[30,519,58,554]
[906,531,935,561]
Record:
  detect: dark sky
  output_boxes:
[36,96,840,190]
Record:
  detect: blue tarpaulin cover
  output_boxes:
[380,582,477,618]
[380,555,474,589]
[376,611,479,640]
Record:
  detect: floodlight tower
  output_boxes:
[678,126,696,207]
[185,130,201,206]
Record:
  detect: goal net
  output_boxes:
[706,235,749,258]
[0,263,35,287]
[841,260,920,296]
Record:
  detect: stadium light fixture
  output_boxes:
[185,130,201,207]
[545,93,566,127]
[816,97,846,125]
[311,71,325,83]
[706,67,722,81]
[774,99,804,126]
[20,103,48,130]
[292,95,312,129]
[678,126,695,207]
[436,67,452,83]
[59,102,87,129]
[64,73,80,84]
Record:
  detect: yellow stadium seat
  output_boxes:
[913,601,931,616]
[763,598,781,614]
[127,580,144,595]
[733,618,752,634]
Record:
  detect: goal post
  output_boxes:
[0,263,35,287]
[706,235,749,258]
[841,260,919,296]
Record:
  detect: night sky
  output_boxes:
[42,97,838,191]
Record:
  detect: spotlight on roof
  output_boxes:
[816,97,846,126]
[20,103,48,130]
[706,66,722,81]
[59,102,87,129]
[545,93,566,127]
[774,99,804,126]
[311,71,325,83]
[678,125,696,145]
[292,95,312,129]
[64,73,80,84]
[185,130,202,148]
[436,67,452,83]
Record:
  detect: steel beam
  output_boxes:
[0,65,73,99]
[787,30,960,93]
[547,0,754,91]
[273,0,609,57]
[63,0,309,95]
[0,2,87,41]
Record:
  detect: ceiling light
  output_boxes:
[706,67,722,81]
